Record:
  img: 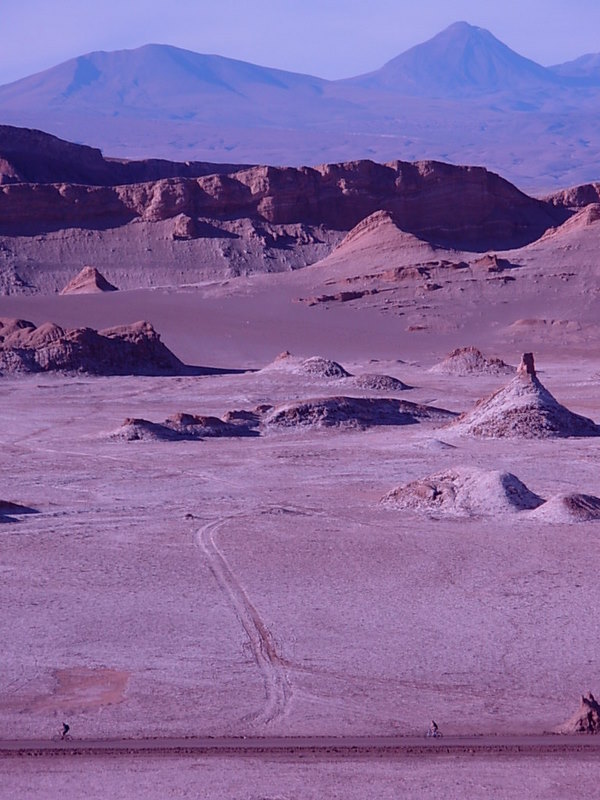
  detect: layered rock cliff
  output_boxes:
[0,150,562,249]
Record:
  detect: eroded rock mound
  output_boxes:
[0,317,189,376]
[60,266,118,295]
[113,411,258,441]
[430,347,514,376]
[351,373,412,392]
[382,466,544,517]
[530,493,600,523]
[261,352,351,379]
[451,353,600,438]
[264,396,455,430]
[556,692,600,734]
[172,213,198,240]
[300,356,351,379]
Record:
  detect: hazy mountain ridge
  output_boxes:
[347,22,561,97]
[1,22,599,190]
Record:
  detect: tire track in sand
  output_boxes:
[196,516,292,726]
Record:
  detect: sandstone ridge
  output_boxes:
[0,124,247,186]
[0,138,562,251]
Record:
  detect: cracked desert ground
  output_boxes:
[1,272,600,797]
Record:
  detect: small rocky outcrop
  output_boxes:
[350,373,412,392]
[451,353,600,438]
[470,253,518,272]
[60,266,118,295]
[382,467,544,517]
[0,317,190,376]
[556,692,600,734]
[264,396,455,430]
[113,411,258,441]
[171,213,199,240]
[529,493,600,523]
[261,352,351,379]
[430,346,514,376]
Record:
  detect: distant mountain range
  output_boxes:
[1,21,600,191]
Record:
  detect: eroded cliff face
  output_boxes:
[0,157,562,248]
[0,124,247,186]
[0,125,587,295]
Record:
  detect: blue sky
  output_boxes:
[2,0,600,84]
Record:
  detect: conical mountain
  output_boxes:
[451,353,600,438]
[351,21,558,97]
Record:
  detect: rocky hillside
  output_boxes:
[0,124,247,186]
[0,126,563,248]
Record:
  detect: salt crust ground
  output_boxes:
[0,753,596,800]
[1,359,599,740]
[2,286,600,796]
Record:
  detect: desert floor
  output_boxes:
[1,281,599,796]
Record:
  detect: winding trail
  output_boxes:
[196,516,292,726]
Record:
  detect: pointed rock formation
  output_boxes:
[382,466,544,517]
[556,692,600,734]
[451,353,600,438]
[60,266,118,295]
[430,346,514,376]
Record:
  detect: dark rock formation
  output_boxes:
[0,500,39,523]
[556,692,600,734]
[0,317,191,375]
[0,124,247,186]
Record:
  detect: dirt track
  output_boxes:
[1,734,599,759]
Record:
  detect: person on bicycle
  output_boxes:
[61,722,70,740]
[429,720,439,737]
